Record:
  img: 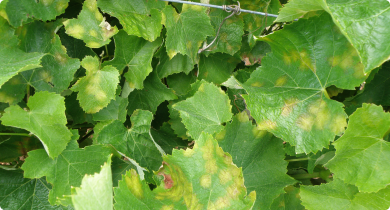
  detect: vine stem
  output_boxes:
[0,133,31,137]
[285,157,309,162]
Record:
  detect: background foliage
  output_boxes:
[0,0,390,209]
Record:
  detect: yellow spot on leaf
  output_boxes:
[275,75,288,86]
[251,81,263,87]
[328,56,340,67]
[0,9,9,21]
[89,30,98,38]
[167,49,177,59]
[125,170,143,199]
[0,92,15,104]
[54,52,67,65]
[283,52,291,65]
[214,196,230,209]
[161,205,174,210]
[40,70,52,83]
[198,84,205,92]
[330,114,346,135]
[237,111,249,122]
[200,174,211,188]
[215,129,226,141]
[66,24,84,39]
[186,41,192,50]
[296,114,314,131]
[183,147,195,157]
[56,0,68,13]
[205,159,217,174]
[353,62,365,79]
[95,10,103,22]
[257,120,277,130]
[215,146,225,158]
[281,98,299,117]
[85,0,97,11]
[219,169,232,185]
[252,127,267,138]
[87,41,101,48]
[40,0,54,6]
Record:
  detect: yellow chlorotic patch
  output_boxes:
[85,0,97,11]
[168,49,177,59]
[200,174,212,188]
[88,105,104,113]
[87,41,101,48]
[281,98,299,117]
[10,76,22,85]
[252,127,267,138]
[56,0,68,13]
[233,175,244,187]
[215,129,226,141]
[40,0,54,6]
[54,52,67,65]
[186,41,192,50]
[237,111,249,122]
[214,196,230,209]
[257,120,277,131]
[219,169,232,185]
[283,52,292,65]
[39,70,52,83]
[0,92,15,104]
[222,153,233,166]
[353,62,365,79]
[298,50,314,71]
[330,114,346,135]
[201,138,214,160]
[82,58,98,73]
[161,205,174,210]
[183,147,196,157]
[314,108,329,130]
[66,24,85,39]
[95,10,103,22]
[275,75,288,86]
[185,4,204,12]
[328,56,340,67]
[339,55,354,70]
[296,114,314,131]
[226,185,239,200]
[89,30,98,38]
[0,9,9,21]
[251,81,263,87]
[205,159,218,174]
[125,170,144,199]
[93,89,107,102]
[278,201,286,207]
[215,146,225,158]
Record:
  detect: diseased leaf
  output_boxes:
[97,0,165,41]
[277,0,390,72]
[1,91,72,158]
[326,104,390,192]
[270,186,305,210]
[0,17,45,88]
[71,156,113,210]
[92,95,128,122]
[17,20,81,93]
[216,112,296,209]
[162,4,214,62]
[71,56,120,114]
[114,133,256,210]
[198,53,241,85]
[112,157,136,188]
[0,169,72,210]
[0,135,41,162]
[1,0,69,27]
[243,13,367,154]
[300,179,390,210]
[127,71,177,115]
[102,30,162,89]
[93,110,163,172]
[21,132,112,206]
[63,0,118,48]
[150,122,189,155]
[156,47,194,79]
[173,81,233,139]
[0,75,27,105]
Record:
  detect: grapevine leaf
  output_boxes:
[97,0,165,41]
[198,53,241,85]
[205,0,244,55]
[216,112,296,209]
[173,81,233,139]
[162,4,214,62]
[17,21,81,93]
[58,28,97,60]
[112,157,136,187]
[344,63,390,113]
[239,39,271,66]
[326,104,390,192]
[71,156,113,210]
[239,0,281,36]
[1,91,72,158]
[114,133,256,210]
[71,56,120,114]
[63,0,118,48]
[0,17,45,88]
[243,13,367,154]
[1,0,69,27]
[300,179,390,210]
[127,71,177,115]
[0,135,41,162]
[93,110,163,172]
[64,92,93,125]
[166,72,197,96]
[0,75,27,105]
[270,186,305,210]
[0,169,72,210]
[102,30,162,89]
[277,0,390,72]
[92,95,128,122]
[156,47,194,79]
[168,103,189,139]
[21,133,112,206]
[150,123,189,155]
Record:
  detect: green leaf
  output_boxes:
[0,135,41,162]
[97,0,165,41]
[239,39,271,66]
[198,53,241,85]
[112,157,136,187]
[0,75,27,105]
[0,17,45,88]
[17,20,81,93]
[216,112,296,209]
[21,134,112,206]
[205,0,244,55]
[58,28,97,60]
[277,0,390,72]
[243,13,367,154]
[173,81,233,139]
[93,110,163,172]
[270,186,305,210]
[71,56,120,114]
[127,71,177,115]
[300,179,390,210]
[92,95,128,122]
[162,4,214,62]
[326,104,390,192]
[166,72,197,96]
[65,92,93,125]
[1,0,69,27]
[102,30,162,89]
[71,156,113,210]
[156,47,194,79]
[0,169,72,210]
[114,132,256,210]
[150,123,189,155]
[1,91,72,158]
[63,0,118,48]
